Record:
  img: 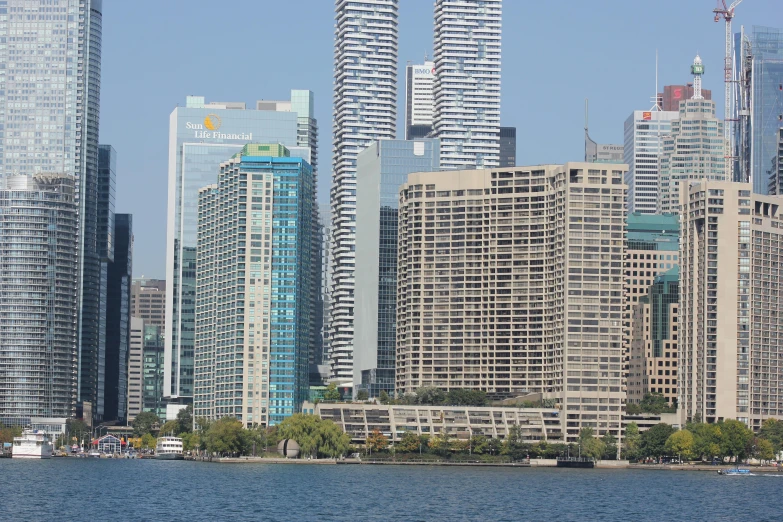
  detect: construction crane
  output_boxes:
[713,0,744,165]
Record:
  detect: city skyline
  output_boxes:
[99,0,780,278]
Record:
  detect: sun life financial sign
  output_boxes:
[185,114,254,140]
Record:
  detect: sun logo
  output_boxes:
[204,114,221,131]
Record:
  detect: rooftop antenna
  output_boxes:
[650,50,662,111]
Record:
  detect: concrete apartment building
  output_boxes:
[628,268,680,406]
[396,163,627,442]
[622,213,679,401]
[680,181,783,429]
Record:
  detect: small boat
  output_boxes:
[155,436,184,460]
[88,450,101,458]
[718,468,753,475]
[11,429,53,459]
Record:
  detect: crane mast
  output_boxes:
[713,0,744,179]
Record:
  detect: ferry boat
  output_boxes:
[11,429,53,459]
[155,436,184,460]
[718,468,753,476]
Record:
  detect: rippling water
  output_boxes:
[1,459,780,521]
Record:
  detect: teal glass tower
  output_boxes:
[195,145,315,427]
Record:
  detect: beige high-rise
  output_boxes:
[396,163,627,442]
[130,279,166,330]
[680,180,783,428]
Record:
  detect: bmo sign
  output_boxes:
[413,64,435,77]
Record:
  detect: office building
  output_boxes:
[658,57,728,214]
[127,317,166,422]
[432,0,502,170]
[657,84,712,112]
[499,127,517,167]
[629,268,679,406]
[331,0,399,382]
[680,181,783,428]
[127,318,144,421]
[396,163,627,442]
[131,279,166,329]
[354,139,440,398]
[405,60,435,139]
[315,403,564,443]
[0,174,79,424]
[165,96,302,403]
[623,109,679,214]
[195,145,315,427]
[104,215,132,423]
[739,27,783,194]
[769,129,783,195]
[584,102,623,164]
[622,213,679,400]
[0,0,105,423]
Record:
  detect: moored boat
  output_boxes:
[11,429,53,459]
[155,436,184,460]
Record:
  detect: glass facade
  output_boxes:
[354,139,440,397]
[0,175,79,423]
[142,324,166,419]
[165,99,299,401]
[195,146,315,427]
[105,214,132,423]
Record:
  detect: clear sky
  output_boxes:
[100,0,778,278]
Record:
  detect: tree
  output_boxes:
[759,418,783,453]
[754,438,775,464]
[133,412,160,437]
[688,422,722,461]
[204,417,246,456]
[640,423,676,459]
[160,420,179,436]
[176,405,193,434]
[140,433,156,450]
[487,437,503,456]
[502,424,528,460]
[379,391,390,405]
[719,419,754,463]
[323,382,342,402]
[625,402,642,415]
[429,433,451,456]
[397,431,420,453]
[356,389,370,401]
[276,413,350,458]
[416,387,446,406]
[639,393,674,414]
[0,423,22,445]
[470,435,488,455]
[578,427,605,461]
[444,389,488,407]
[601,433,618,460]
[665,430,694,461]
[623,422,641,460]
[312,419,351,458]
[366,429,389,453]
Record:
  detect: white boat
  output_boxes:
[155,436,184,460]
[11,429,53,459]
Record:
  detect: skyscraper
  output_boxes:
[131,279,166,329]
[104,214,132,423]
[195,145,315,427]
[0,0,104,424]
[405,61,435,139]
[0,175,79,423]
[657,84,712,112]
[499,127,516,167]
[623,109,679,214]
[331,0,399,382]
[658,56,728,214]
[354,139,440,398]
[396,163,627,442]
[432,0,502,170]
[165,96,300,403]
[680,181,783,428]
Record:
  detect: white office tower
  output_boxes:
[623,109,678,213]
[330,0,398,381]
[432,0,502,170]
[405,61,435,139]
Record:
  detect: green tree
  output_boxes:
[176,405,193,434]
[754,438,775,464]
[719,419,754,463]
[160,420,179,436]
[639,393,674,414]
[379,391,390,405]
[204,417,246,456]
[470,435,488,455]
[625,402,642,415]
[323,382,342,402]
[356,389,370,401]
[444,389,488,407]
[276,413,350,458]
[132,411,160,437]
[429,433,451,456]
[624,422,641,460]
[366,429,389,453]
[182,431,200,452]
[578,427,605,461]
[397,431,420,453]
[502,424,528,460]
[140,433,156,449]
[665,430,694,461]
[759,418,783,453]
[416,387,446,406]
[0,423,23,445]
[688,421,723,461]
[487,437,503,456]
[312,419,351,458]
[601,433,618,460]
[640,423,676,459]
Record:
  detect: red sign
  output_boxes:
[642,112,652,121]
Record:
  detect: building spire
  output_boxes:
[691,54,705,100]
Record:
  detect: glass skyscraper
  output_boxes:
[354,139,440,398]
[165,96,305,402]
[105,214,132,423]
[0,0,105,423]
[195,145,315,427]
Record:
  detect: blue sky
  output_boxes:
[100,0,778,278]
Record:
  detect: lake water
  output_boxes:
[1,459,780,521]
